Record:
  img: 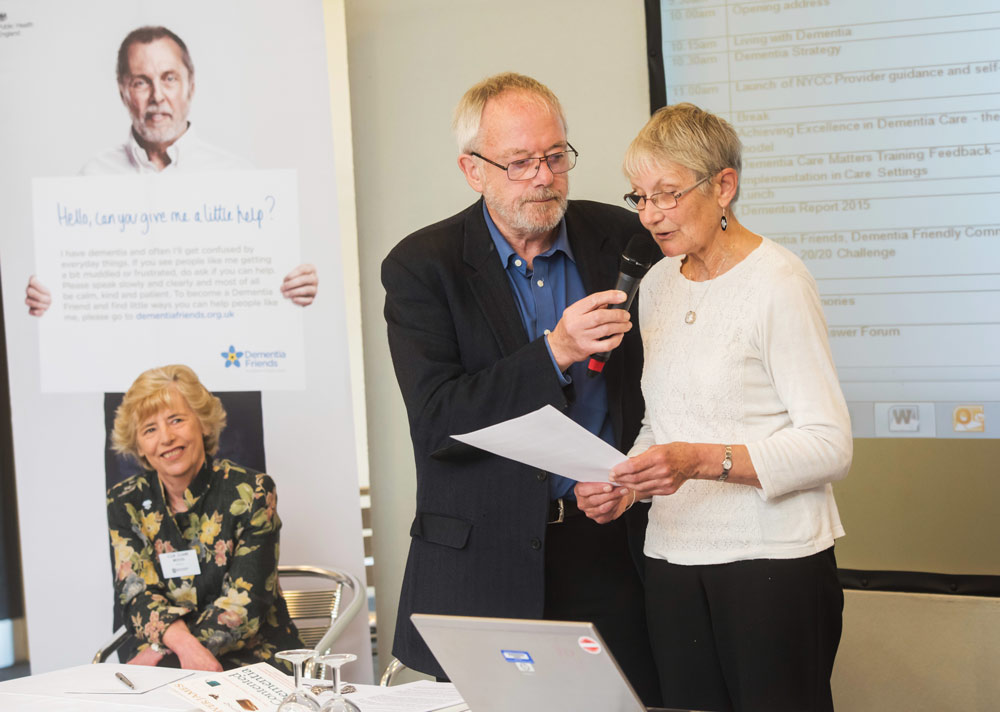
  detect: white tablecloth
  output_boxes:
[0,663,196,711]
[0,664,461,712]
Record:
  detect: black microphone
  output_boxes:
[587,233,659,377]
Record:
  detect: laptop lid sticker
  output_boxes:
[501,649,535,673]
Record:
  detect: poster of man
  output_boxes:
[25,24,318,318]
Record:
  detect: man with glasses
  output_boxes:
[382,73,660,705]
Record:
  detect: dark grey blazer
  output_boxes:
[381,198,651,677]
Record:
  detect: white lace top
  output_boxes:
[634,238,852,565]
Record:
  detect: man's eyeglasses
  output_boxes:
[624,174,712,211]
[471,144,578,181]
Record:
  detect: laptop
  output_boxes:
[412,613,698,712]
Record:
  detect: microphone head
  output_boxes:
[620,233,659,278]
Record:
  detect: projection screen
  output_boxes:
[649,0,998,441]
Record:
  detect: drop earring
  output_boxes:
[720,213,728,231]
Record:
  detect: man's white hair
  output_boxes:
[452,72,567,154]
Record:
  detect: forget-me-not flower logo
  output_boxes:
[221,345,243,368]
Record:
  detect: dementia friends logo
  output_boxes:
[222,345,243,368]
[220,344,287,371]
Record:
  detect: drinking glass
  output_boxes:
[314,653,361,712]
[275,649,321,712]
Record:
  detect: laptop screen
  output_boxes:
[411,613,647,712]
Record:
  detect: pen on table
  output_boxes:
[115,671,135,689]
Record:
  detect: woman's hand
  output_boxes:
[163,619,224,672]
[575,481,634,524]
[127,645,166,667]
[174,642,224,672]
[610,442,704,496]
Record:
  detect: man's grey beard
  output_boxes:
[132,116,186,146]
[488,188,568,234]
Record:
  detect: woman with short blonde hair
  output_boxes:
[578,104,852,712]
[112,364,225,466]
[107,364,301,671]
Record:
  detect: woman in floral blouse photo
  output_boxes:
[107,364,302,670]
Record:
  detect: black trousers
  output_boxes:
[646,548,843,712]
[543,501,662,707]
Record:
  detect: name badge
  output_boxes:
[158,549,201,578]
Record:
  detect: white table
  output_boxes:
[0,663,197,711]
[0,663,465,712]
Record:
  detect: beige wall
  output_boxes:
[341,0,999,704]
[835,591,1000,711]
[836,439,999,575]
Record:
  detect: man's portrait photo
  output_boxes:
[24,24,318,317]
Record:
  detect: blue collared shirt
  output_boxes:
[483,203,615,500]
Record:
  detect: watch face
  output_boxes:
[722,459,732,471]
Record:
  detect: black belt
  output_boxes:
[547,497,583,524]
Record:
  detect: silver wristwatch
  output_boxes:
[150,641,172,656]
[718,445,733,482]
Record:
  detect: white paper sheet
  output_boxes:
[451,405,628,482]
[345,680,467,712]
[65,666,193,694]
[0,663,195,710]
[0,663,193,696]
